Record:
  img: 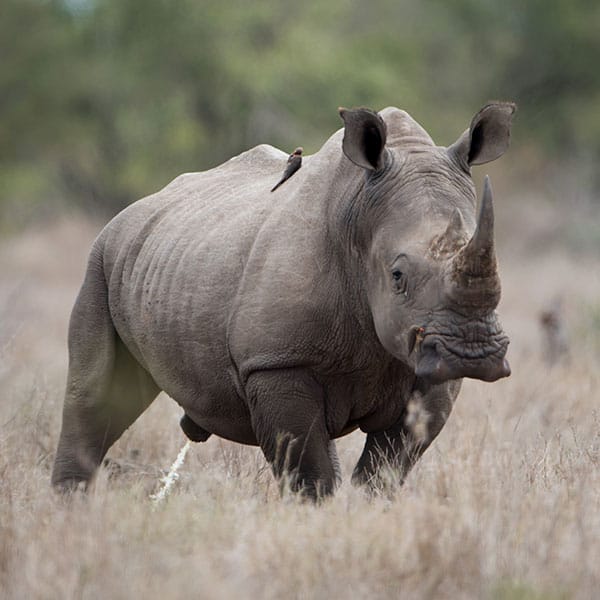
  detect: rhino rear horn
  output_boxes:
[443,207,466,244]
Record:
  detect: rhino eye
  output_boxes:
[391,269,407,295]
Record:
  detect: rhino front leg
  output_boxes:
[246,369,337,500]
[352,380,460,490]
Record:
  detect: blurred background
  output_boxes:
[2,0,600,231]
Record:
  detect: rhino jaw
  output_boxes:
[414,333,511,384]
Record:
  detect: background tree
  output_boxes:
[1,0,599,229]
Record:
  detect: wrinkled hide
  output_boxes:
[52,102,515,499]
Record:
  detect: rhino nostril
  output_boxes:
[415,343,451,383]
[415,336,443,373]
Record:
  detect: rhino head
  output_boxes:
[339,103,515,384]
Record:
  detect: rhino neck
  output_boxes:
[329,151,398,253]
[325,155,401,358]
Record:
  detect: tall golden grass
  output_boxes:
[1,213,598,599]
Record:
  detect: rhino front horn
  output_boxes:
[455,175,497,279]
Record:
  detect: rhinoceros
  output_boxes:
[52,102,515,499]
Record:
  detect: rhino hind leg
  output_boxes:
[179,413,212,442]
[246,369,337,501]
[51,257,159,491]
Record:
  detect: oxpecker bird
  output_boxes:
[271,147,303,192]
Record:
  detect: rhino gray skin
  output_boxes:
[52,103,515,499]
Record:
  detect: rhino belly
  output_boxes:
[101,190,266,445]
[116,321,257,445]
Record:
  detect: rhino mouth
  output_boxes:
[413,326,510,384]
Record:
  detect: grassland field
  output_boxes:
[1,182,599,599]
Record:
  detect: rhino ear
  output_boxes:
[449,102,516,168]
[339,107,387,171]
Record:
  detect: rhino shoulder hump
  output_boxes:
[379,106,434,148]
[225,144,288,170]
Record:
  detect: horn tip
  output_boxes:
[482,175,493,203]
[450,206,465,228]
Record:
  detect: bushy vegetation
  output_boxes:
[2,0,600,227]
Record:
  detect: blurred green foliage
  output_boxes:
[491,580,568,600]
[1,0,599,227]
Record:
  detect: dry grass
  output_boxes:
[1,215,599,599]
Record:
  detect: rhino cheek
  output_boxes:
[371,308,409,361]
